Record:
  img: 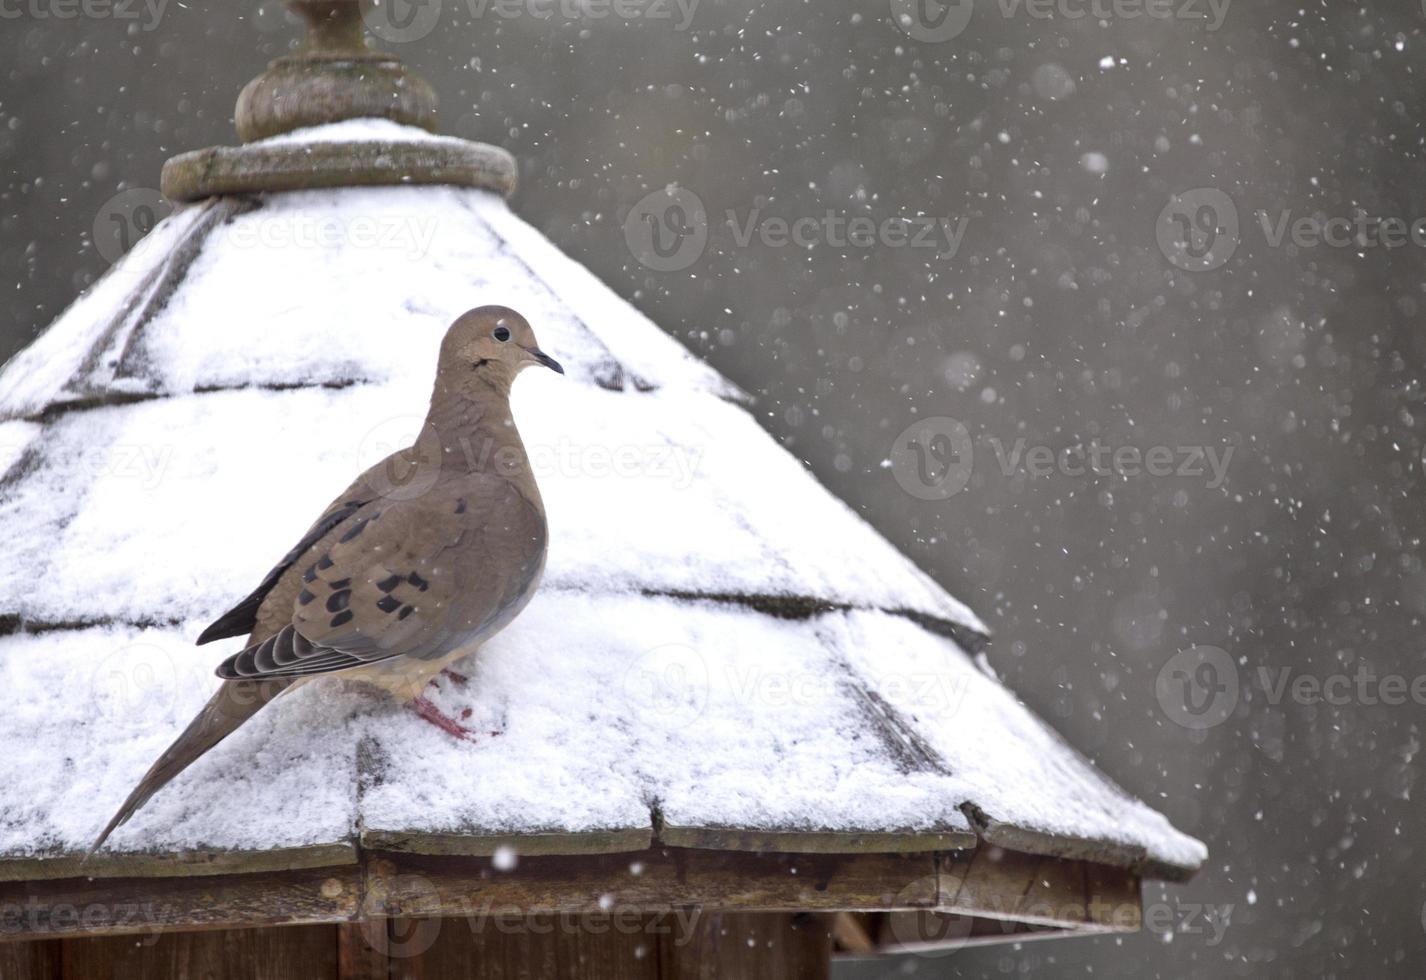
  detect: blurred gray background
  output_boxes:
[4,0,1425,976]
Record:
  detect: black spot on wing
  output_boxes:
[376,574,402,593]
[398,605,415,621]
[407,572,430,592]
[330,610,354,628]
[339,520,368,543]
[376,594,401,614]
[196,499,366,645]
[327,590,351,613]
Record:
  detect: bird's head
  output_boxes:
[440,306,564,389]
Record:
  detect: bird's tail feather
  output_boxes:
[86,678,291,859]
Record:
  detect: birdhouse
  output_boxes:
[0,2,1204,975]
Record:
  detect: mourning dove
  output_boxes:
[89,306,563,856]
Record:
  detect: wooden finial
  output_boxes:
[234,0,438,143]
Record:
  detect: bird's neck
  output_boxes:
[425,378,541,501]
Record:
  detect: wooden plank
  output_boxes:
[0,867,359,941]
[0,843,357,883]
[0,939,59,979]
[336,922,389,980]
[658,827,975,854]
[660,912,830,980]
[364,828,652,859]
[0,845,1141,951]
[362,849,941,918]
[58,923,338,980]
[387,913,663,980]
[859,912,1072,955]
[828,913,875,954]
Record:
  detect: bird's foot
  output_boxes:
[408,695,501,742]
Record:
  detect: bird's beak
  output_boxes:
[526,347,564,375]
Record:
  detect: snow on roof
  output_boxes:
[0,124,1204,880]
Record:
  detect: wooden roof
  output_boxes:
[0,124,1204,902]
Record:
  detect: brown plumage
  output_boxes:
[88,306,563,857]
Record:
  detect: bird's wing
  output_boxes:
[196,497,369,645]
[215,477,545,680]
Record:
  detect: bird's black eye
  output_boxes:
[493,326,511,342]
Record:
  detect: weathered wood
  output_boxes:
[657,826,975,854]
[59,924,338,980]
[0,938,58,979]
[0,845,1141,953]
[0,842,357,884]
[828,913,875,954]
[337,922,389,980]
[0,867,359,941]
[660,912,830,980]
[362,849,941,918]
[387,914,663,980]
[364,828,652,859]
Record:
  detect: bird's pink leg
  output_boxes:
[409,696,478,740]
[408,669,502,740]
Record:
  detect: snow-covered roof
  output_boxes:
[0,122,1205,883]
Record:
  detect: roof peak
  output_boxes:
[236,0,437,143]
[160,1,516,202]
